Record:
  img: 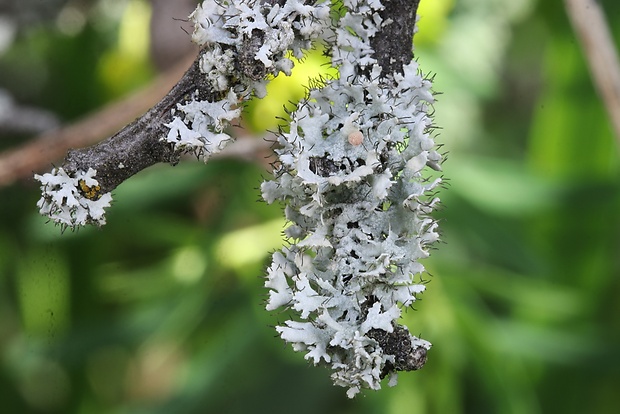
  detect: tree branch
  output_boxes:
[565,0,620,143]
[361,0,430,379]
[0,90,59,136]
[0,53,194,187]
[34,0,421,200]
[262,0,436,397]
[33,0,438,397]
[35,0,333,228]
[371,0,420,75]
[61,49,214,194]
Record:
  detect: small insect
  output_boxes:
[347,130,363,146]
[78,179,102,200]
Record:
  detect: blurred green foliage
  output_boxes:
[1,0,620,413]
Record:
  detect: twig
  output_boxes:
[565,0,620,143]
[0,53,196,188]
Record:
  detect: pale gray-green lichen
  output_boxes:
[164,0,332,161]
[35,167,112,229]
[262,0,441,397]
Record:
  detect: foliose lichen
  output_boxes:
[35,167,112,229]
[163,0,331,161]
[261,0,442,397]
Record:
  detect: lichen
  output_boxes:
[35,167,112,229]
[162,0,332,161]
[261,0,441,397]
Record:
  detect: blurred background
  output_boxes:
[1,0,619,413]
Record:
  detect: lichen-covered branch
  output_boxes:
[62,53,212,194]
[34,0,421,229]
[35,0,331,228]
[261,0,441,397]
[34,0,443,398]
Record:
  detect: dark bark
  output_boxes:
[371,0,420,75]
[62,48,219,194]
[368,0,427,375]
[368,326,428,377]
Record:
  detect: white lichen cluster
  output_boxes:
[261,0,442,397]
[35,167,112,228]
[163,0,331,161]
